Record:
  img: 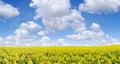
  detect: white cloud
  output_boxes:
[69,10,85,32]
[0,37,5,43]
[3,20,69,46]
[30,0,73,32]
[30,0,71,19]
[66,23,119,45]
[0,0,19,18]
[66,23,104,40]
[56,39,65,44]
[30,0,120,45]
[42,16,69,32]
[35,36,69,46]
[38,36,56,46]
[56,39,65,45]
[20,21,41,31]
[39,36,50,44]
[30,0,85,33]
[39,9,85,33]
[66,32,98,41]
[79,0,120,14]
[0,37,9,45]
[91,23,101,32]
[6,21,41,45]
[0,0,119,46]
[56,38,70,46]
[38,30,47,36]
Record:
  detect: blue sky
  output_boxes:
[0,0,120,46]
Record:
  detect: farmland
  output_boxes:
[0,46,120,64]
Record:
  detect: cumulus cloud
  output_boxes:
[66,23,103,40]
[66,23,119,45]
[0,0,19,18]
[91,23,101,32]
[6,21,41,45]
[2,20,68,46]
[79,0,120,14]
[38,36,51,45]
[0,37,5,43]
[30,0,71,19]
[0,37,9,45]
[29,0,120,45]
[35,36,69,46]
[30,0,73,33]
[56,39,69,46]
[40,9,85,33]
[0,0,119,46]
[20,21,41,31]
[30,0,85,33]
[66,30,104,41]
[68,10,85,32]
[42,16,69,32]
[40,9,85,34]
[38,30,49,36]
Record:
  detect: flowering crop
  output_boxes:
[0,46,120,64]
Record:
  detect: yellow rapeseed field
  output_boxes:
[0,46,120,64]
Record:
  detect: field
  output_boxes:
[0,46,120,64]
